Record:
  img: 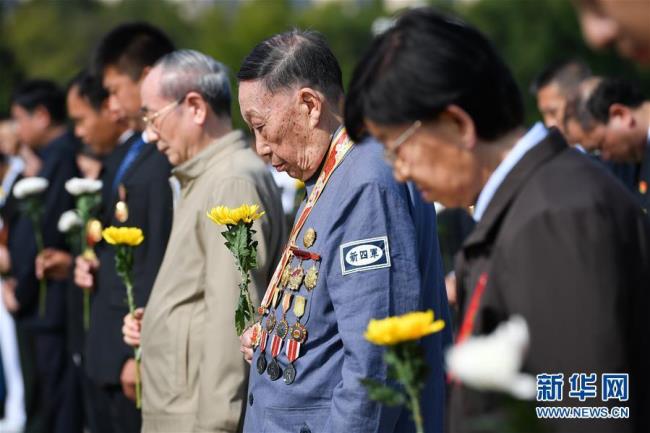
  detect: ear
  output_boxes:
[441,104,477,149]
[297,88,324,129]
[608,103,634,128]
[32,105,52,129]
[186,91,207,125]
[139,66,152,84]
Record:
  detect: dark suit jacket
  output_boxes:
[85,134,173,386]
[450,131,650,433]
[9,130,79,329]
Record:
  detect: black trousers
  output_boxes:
[85,381,141,433]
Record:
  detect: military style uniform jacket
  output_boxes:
[140,130,286,433]
[85,133,173,386]
[449,131,650,433]
[245,137,451,433]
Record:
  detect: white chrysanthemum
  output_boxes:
[58,210,82,233]
[13,177,49,199]
[65,178,103,196]
[446,315,536,400]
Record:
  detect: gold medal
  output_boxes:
[287,266,304,291]
[115,201,128,223]
[303,228,317,248]
[290,322,307,344]
[86,219,103,245]
[293,296,306,319]
[265,314,276,333]
[304,265,318,290]
[251,321,262,347]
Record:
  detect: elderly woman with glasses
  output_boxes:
[345,7,650,433]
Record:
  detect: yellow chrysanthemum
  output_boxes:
[364,310,445,346]
[206,204,265,226]
[102,226,144,246]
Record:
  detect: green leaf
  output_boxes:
[360,379,407,406]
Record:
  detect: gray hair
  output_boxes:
[156,49,231,117]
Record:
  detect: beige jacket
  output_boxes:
[140,130,286,432]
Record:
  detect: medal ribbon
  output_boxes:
[456,272,488,344]
[260,127,353,309]
[270,334,282,358]
[286,340,301,363]
[260,330,269,352]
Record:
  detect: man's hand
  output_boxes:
[123,308,144,348]
[1,277,19,313]
[35,248,72,280]
[445,271,457,307]
[120,358,138,402]
[74,255,99,291]
[240,326,254,365]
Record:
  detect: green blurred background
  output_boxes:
[1,0,649,129]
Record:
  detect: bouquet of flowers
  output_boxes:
[363,310,445,433]
[65,178,103,329]
[206,204,265,335]
[13,177,49,316]
[102,226,144,408]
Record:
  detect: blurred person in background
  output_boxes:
[573,0,650,65]
[530,58,592,143]
[9,79,80,433]
[583,77,650,213]
[0,117,26,433]
[74,22,174,433]
[345,7,650,433]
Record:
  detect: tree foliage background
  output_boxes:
[1,0,649,128]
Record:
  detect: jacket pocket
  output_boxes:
[174,306,192,391]
[262,405,330,433]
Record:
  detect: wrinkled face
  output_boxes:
[365,116,481,207]
[537,83,567,132]
[140,67,188,166]
[10,104,48,148]
[103,66,143,128]
[67,86,121,156]
[575,0,650,64]
[239,80,325,181]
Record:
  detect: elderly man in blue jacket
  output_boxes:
[237,29,451,433]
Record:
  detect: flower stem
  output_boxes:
[407,386,424,433]
[125,278,142,409]
[83,292,90,330]
[32,216,47,317]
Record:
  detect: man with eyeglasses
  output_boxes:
[73,22,174,433]
[120,49,286,433]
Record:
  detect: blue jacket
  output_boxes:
[244,138,451,433]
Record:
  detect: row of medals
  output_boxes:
[255,228,318,385]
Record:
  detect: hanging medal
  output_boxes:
[275,292,292,340]
[289,295,308,345]
[115,184,129,223]
[287,259,304,291]
[251,321,262,348]
[284,339,300,385]
[266,333,283,381]
[256,330,269,374]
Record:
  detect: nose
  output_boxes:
[145,124,159,145]
[254,135,272,158]
[107,94,122,117]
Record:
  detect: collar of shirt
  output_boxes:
[117,129,136,146]
[473,122,548,222]
[172,129,246,186]
[574,143,587,154]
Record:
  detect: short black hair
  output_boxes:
[237,29,343,103]
[67,69,108,112]
[587,77,646,123]
[345,8,524,143]
[93,22,175,81]
[529,59,591,95]
[11,79,67,125]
